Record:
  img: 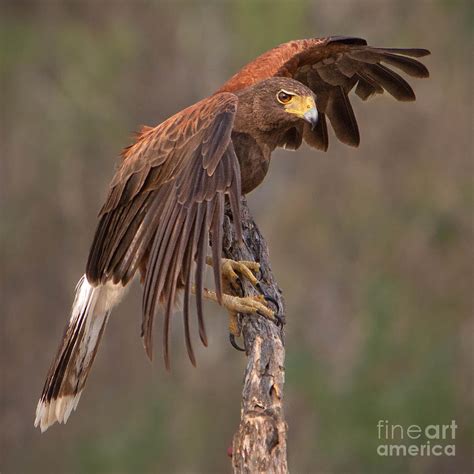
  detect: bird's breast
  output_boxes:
[231,132,271,195]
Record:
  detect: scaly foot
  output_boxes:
[204,289,275,351]
[206,257,261,292]
[202,289,275,320]
[203,257,279,352]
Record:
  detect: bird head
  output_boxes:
[249,77,318,131]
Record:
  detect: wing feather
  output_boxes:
[325,85,360,147]
[210,192,225,303]
[182,232,196,366]
[361,63,416,101]
[218,35,429,151]
[193,203,208,348]
[87,93,241,366]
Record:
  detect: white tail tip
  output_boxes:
[34,392,83,433]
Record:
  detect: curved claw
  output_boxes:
[229,333,246,352]
[255,282,279,309]
[275,313,285,328]
[263,294,280,313]
[263,294,285,327]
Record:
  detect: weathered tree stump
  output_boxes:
[223,196,288,474]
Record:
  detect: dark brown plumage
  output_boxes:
[35,35,430,432]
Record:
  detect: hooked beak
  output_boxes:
[303,106,319,130]
[285,95,319,130]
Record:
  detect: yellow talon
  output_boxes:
[201,289,275,320]
[199,258,276,352]
[228,312,240,337]
[207,257,261,290]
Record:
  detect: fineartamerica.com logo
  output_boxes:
[377,420,457,457]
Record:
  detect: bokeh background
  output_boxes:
[1,1,472,473]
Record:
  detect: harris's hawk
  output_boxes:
[35,36,430,431]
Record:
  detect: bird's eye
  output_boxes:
[277,91,293,104]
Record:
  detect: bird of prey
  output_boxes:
[35,36,430,432]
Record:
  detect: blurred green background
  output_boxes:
[1,1,472,473]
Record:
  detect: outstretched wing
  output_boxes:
[218,36,430,150]
[86,93,242,368]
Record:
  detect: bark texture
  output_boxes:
[223,197,288,474]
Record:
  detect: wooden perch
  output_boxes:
[223,196,288,474]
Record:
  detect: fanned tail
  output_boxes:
[34,275,126,432]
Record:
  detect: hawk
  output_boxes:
[35,36,430,432]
